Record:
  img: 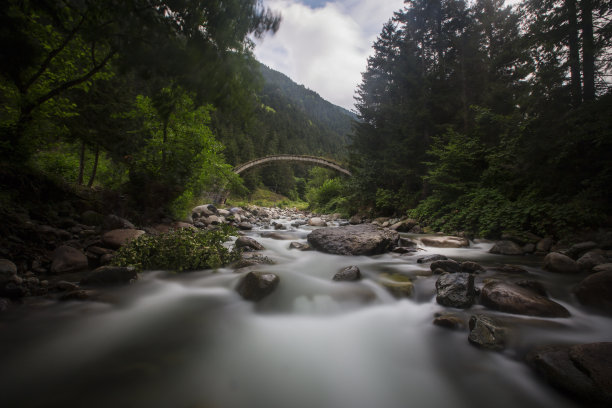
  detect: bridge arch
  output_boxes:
[233,155,351,176]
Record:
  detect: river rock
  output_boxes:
[461,261,485,273]
[59,290,90,301]
[389,219,418,232]
[577,250,607,271]
[436,273,475,308]
[289,242,311,251]
[489,240,524,255]
[468,314,506,351]
[81,210,104,226]
[430,259,462,273]
[236,272,280,301]
[308,217,327,227]
[481,281,570,317]
[261,231,295,240]
[231,254,275,269]
[0,259,18,284]
[349,214,364,225]
[433,313,467,330]
[235,236,265,251]
[566,241,598,259]
[593,263,612,273]
[80,266,138,286]
[102,214,135,231]
[543,252,579,274]
[417,254,448,264]
[526,342,612,406]
[238,222,253,230]
[536,237,554,253]
[573,271,612,315]
[50,245,88,274]
[102,229,145,249]
[379,273,413,298]
[203,215,221,226]
[421,236,469,248]
[333,265,361,282]
[192,204,217,217]
[307,224,399,256]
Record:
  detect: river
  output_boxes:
[1,217,610,408]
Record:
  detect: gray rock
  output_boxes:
[235,236,265,251]
[0,259,18,284]
[231,254,276,269]
[513,279,548,296]
[436,272,475,308]
[102,214,135,231]
[573,271,612,315]
[289,242,311,251]
[50,245,88,274]
[389,219,418,232]
[333,266,361,282]
[236,272,280,301]
[481,281,570,317]
[430,259,462,273]
[349,214,364,225]
[238,222,253,230]
[421,236,469,248]
[526,343,612,406]
[543,252,580,274]
[261,231,296,240]
[536,237,554,253]
[593,263,612,274]
[566,241,598,259]
[54,281,79,292]
[433,313,467,330]
[308,217,327,227]
[203,215,221,226]
[489,240,524,255]
[398,237,416,247]
[307,224,399,256]
[523,243,536,253]
[81,266,138,286]
[461,261,485,273]
[417,254,448,264]
[102,229,145,249]
[577,250,607,271]
[468,314,506,351]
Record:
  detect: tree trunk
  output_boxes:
[566,0,582,106]
[581,0,595,101]
[78,141,86,185]
[87,146,99,188]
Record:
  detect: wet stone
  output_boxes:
[333,266,361,282]
[468,314,506,351]
[236,272,280,301]
[435,272,475,309]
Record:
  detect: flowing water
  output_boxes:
[1,219,611,408]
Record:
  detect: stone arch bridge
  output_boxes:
[233,154,351,176]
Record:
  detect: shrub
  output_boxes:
[112,225,240,272]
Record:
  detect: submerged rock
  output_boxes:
[289,242,311,251]
[417,254,448,264]
[468,314,506,351]
[236,271,280,301]
[435,272,475,308]
[526,342,612,406]
[80,266,138,286]
[573,271,612,315]
[307,224,398,256]
[430,259,462,274]
[379,273,413,298]
[333,265,361,282]
[420,236,469,248]
[489,240,523,255]
[480,281,570,317]
[433,313,467,330]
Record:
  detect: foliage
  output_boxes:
[228,187,308,210]
[112,226,240,272]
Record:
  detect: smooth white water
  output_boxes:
[1,221,610,408]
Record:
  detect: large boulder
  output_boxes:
[435,272,475,308]
[543,252,580,274]
[489,240,524,255]
[468,314,506,351]
[236,272,280,301]
[573,271,612,315]
[102,229,145,249]
[235,236,265,251]
[81,266,138,286]
[565,241,598,259]
[307,224,399,256]
[50,245,88,274]
[481,281,570,317]
[333,265,361,282]
[420,236,469,248]
[526,343,612,406]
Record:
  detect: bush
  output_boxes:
[112,225,240,272]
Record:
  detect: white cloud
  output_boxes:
[255,0,405,110]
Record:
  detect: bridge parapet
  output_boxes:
[233,154,351,176]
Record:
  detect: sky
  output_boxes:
[254,0,407,111]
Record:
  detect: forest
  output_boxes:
[1,0,611,240]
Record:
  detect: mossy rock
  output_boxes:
[379,273,414,298]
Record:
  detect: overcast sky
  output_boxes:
[254,0,520,111]
[254,0,406,111]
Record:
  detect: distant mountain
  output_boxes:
[214,62,355,166]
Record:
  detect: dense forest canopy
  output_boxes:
[339,0,612,237]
